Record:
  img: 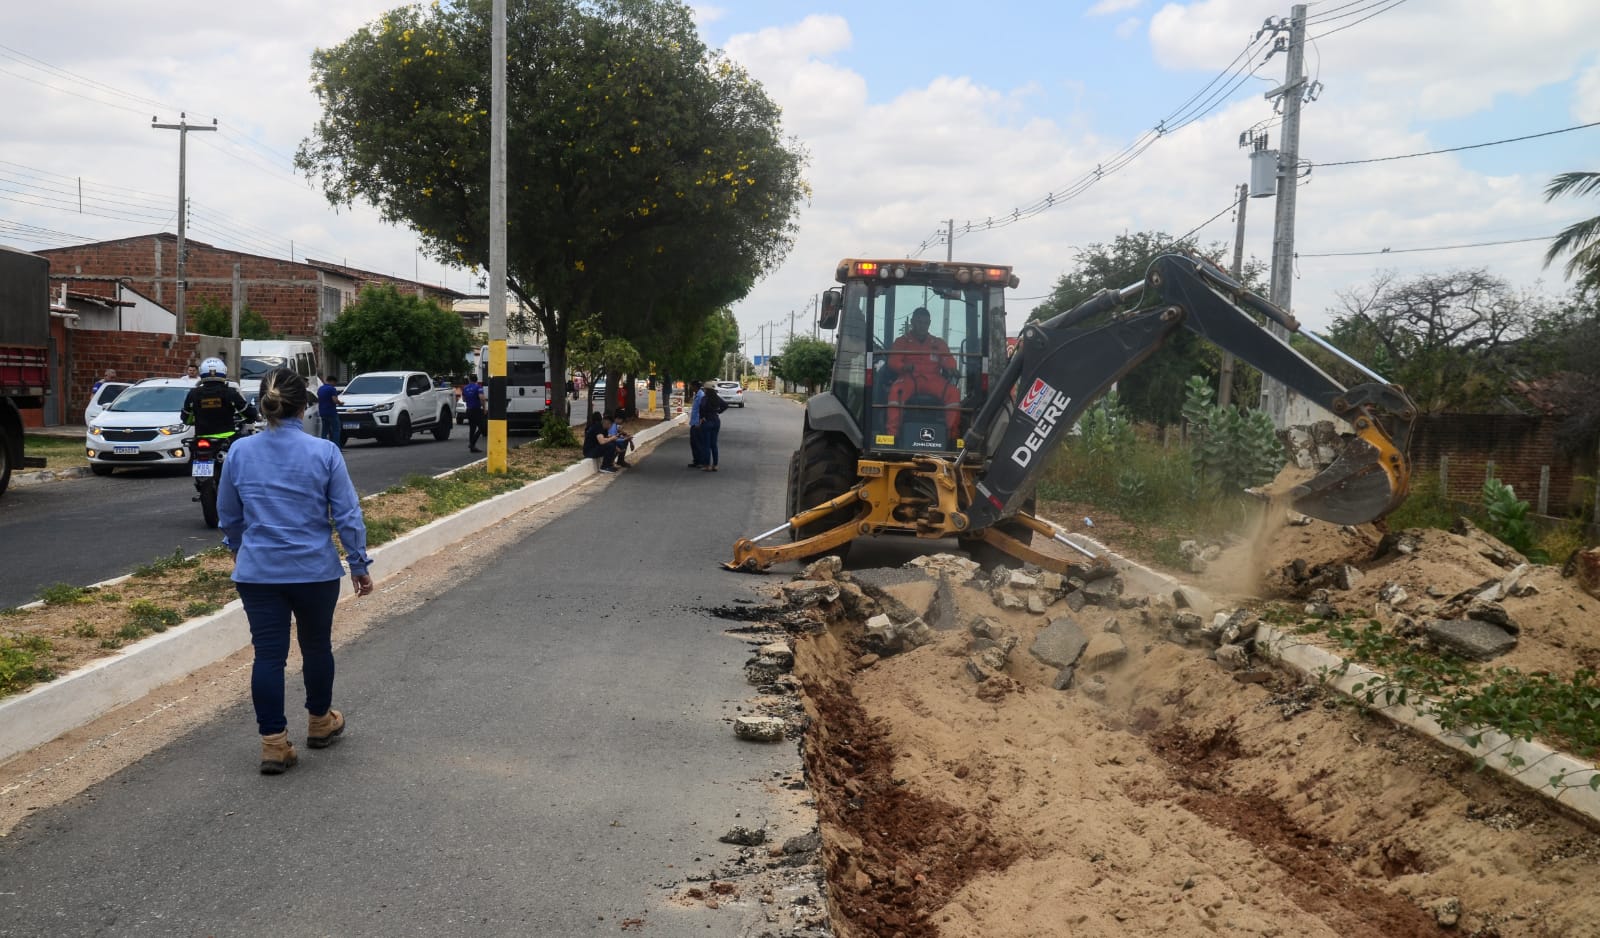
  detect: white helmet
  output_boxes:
[199,357,227,379]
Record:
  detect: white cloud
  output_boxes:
[1087,0,1142,16]
[719,9,1587,345]
[1115,17,1142,40]
[1576,59,1600,122]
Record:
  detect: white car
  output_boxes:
[84,381,132,425]
[713,380,745,407]
[85,378,203,476]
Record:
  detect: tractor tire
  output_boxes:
[432,409,452,441]
[790,429,859,563]
[962,495,1036,571]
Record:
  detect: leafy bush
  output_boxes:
[538,416,579,448]
[1182,375,1284,493]
[1482,478,1540,560]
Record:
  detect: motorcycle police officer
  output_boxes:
[182,357,257,437]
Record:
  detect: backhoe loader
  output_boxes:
[726,252,1415,573]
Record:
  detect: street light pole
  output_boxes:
[486,0,509,472]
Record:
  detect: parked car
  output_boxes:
[713,380,745,408]
[84,381,132,425]
[336,371,454,445]
[85,377,206,475]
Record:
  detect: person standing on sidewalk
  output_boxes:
[217,367,372,775]
[316,376,343,448]
[462,374,486,453]
[687,380,706,469]
[699,385,725,472]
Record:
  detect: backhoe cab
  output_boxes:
[727,252,1416,574]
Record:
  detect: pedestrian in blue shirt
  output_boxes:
[218,367,373,775]
[316,375,343,448]
[687,380,707,468]
[462,374,486,453]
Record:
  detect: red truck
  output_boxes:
[0,244,50,497]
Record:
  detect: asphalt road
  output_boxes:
[0,393,804,936]
[0,413,589,610]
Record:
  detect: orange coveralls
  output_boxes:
[885,333,960,437]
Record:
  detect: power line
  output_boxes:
[911,30,1277,256]
[1296,234,1552,258]
[1313,120,1600,168]
[1308,0,1411,40]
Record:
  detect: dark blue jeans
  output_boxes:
[702,419,720,467]
[236,579,341,736]
[319,410,342,447]
[689,424,706,466]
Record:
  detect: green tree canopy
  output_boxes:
[297,0,807,426]
[1323,269,1550,413]
[771,336,833,392]
[189,297,273,340]
[1027,232,1266,426]
[322,284,475,376]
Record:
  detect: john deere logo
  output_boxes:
[919,428,935,442]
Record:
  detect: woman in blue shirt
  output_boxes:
[218,367,373,775]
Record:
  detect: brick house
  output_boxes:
[37,233,464,419]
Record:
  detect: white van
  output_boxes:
[239,340,324,434]
[475,344,551,430]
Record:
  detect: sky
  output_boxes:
[2,0,1597,361]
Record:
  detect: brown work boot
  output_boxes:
[307,709,345,749]
[260,731,298,775]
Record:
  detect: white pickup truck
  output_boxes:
[336,371,454,445]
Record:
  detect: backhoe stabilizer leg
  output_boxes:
[723,486,867,572]
[975,522,1114,578]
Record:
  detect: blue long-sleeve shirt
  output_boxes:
[217,416,371,584]
[689,388,704,425]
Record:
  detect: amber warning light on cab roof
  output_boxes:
[835,259,1020,289]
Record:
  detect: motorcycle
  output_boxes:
[188,428,247,528]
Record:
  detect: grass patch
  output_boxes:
[0,634,56,696]
[133,548,198,579]
[37,583,94,606]
[22,434,89,470]
[126,600,181,634]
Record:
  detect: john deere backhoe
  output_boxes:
[727,252,1416,573]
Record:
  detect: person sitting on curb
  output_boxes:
[606,411,634,468]
[583,411,621,473]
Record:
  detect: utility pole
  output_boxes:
[486,0,509,471]
[946,219,954,262]
[1259,4,1308,427]
[151,113,216,337]
[1219,182,1249,407]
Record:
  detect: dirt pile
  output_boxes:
[778,541,1600,938]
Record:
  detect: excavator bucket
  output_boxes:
[1287,420,1411,526]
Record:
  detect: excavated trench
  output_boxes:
[760,537,1600,938]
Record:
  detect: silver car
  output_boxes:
[713,380,746,407]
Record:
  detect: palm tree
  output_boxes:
[1543,171,1600,279]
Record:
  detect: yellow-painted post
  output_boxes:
[487,339,507,473]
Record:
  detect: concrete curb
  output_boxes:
[12,466,91,487]
[1255,625,1600,825]
[1053,528,1600,826]
[0,416,685,766]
